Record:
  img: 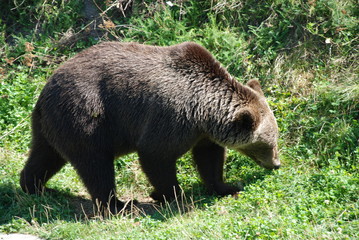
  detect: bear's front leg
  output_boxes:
[138,152,180,202]
[192,138,241,196]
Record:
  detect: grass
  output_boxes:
[1,149,358,239]
[0,0,358,239]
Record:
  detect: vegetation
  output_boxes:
[0,0,358,239]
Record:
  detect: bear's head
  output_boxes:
[232,79,280,170]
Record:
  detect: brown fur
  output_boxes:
[20,42,280,214]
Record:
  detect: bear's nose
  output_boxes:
[273,164,281,170]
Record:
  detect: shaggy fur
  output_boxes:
[20,42,280,214]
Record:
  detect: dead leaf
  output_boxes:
[308,0,316,6]
[336,27,347,33]
[23,54,35,67]
[25,42,34,52]
[5,57,14,65]
[103,20,116,29]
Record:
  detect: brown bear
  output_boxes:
[20,42,280,214]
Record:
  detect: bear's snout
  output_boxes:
[238,144,280,170]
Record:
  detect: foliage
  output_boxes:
[0,0,358,239]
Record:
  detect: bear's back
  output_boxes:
[36,42,218,148]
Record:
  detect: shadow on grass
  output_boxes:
[0,168,273,225]
[0,183,93,225]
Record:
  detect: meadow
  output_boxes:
[0,0,358,239]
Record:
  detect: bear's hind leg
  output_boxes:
[192,139,241,196]
[20,139,66,194]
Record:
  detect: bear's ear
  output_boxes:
[247,79,264,96]
[234,107,258,131]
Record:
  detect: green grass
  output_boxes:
[1,149,358,239]
[0,0,358,239]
